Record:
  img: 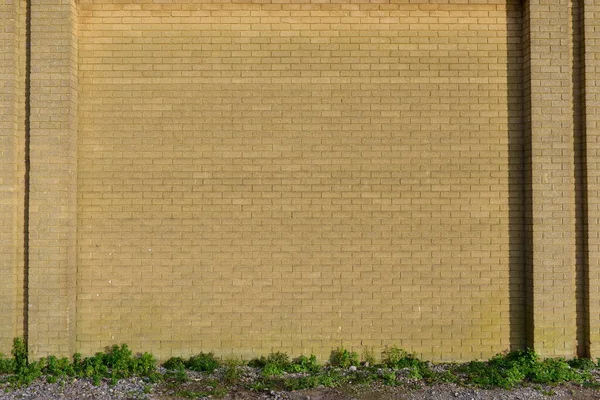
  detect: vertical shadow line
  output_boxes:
[519,0,535,350]
[507,0,528,351]
[572,0,590,358]
[23,0,31,346]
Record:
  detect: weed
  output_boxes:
[163,357,186,370]
[290,355,320,373]
[11,338,28,375]
[172,381,227,400]
[248,352,315,377]
[540,388,556,396]
[455,349,591,389]
[568,357,596,371]
[281,369,346,391]
[380,346,434,383]
[262,352,291,376]
[0,353,13,374]
[329,347,359,368]
[362,347,376,366]
[185,352,220,373]
[346,368,379,385]
[530,358,588,384]
[0,339,598,395]
[42,355,75,378]
[381,371,397,385]
[164,368,189,383]
[381,346,425,370]
[248,380,270,391]
[223,357,244,384]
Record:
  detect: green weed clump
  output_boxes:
[185,352,220,373]
[0,340,158,387]
[1,339,599,393]
[455,349,592,389]
[0,338,43,386]
[380,346,439,382]
[162,356,186,371]
[249,352,291,376]
[329,347,360,368]
[251,367,347,392]
[290,354,320,373]
[382,346,427,370]
[72,344,158,385]
[248,352,320,377]
[222,357,245,384]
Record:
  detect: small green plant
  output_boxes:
[380,345,434,382]
[163,356,186,370]
[381,346,424,369]
[568,357,596,371]
[249,352,315,377]
[362,347,376,366]
[290,355,320,373]
[172,380,228,400]
[262,352,291,376]
[40,355,75,382]
[382,370,397,385]
[0,353,14,374]
[11,338,28,375]
[68,343,158,386]
[280,369,346,391]
[329,347,359,368]
[529,358,588,384]
[223,357,244,384]
[185,352,220,373]
[164,368,189,383]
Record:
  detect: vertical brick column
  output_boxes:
[0,0,25,353]
[526,0,577,357]
[584,0,600,359]
[28,0,78,357]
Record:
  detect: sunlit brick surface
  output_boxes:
[77,0,524,361]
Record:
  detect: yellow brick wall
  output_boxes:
[526,0,577,358]
[27,0,78,357]
[0,0,26,351]
[77,0,525,361]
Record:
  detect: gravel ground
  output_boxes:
[2,368,600,400]
[2,379,600,400]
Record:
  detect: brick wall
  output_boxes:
[77,0,523,361]
[0,0,26,351]
[526,0,577,358]
[27,0,78,357]
[1,0,598,361]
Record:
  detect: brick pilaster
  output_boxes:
[525,0,578,358]
[27,0,78,358]
[0,0,26,353]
